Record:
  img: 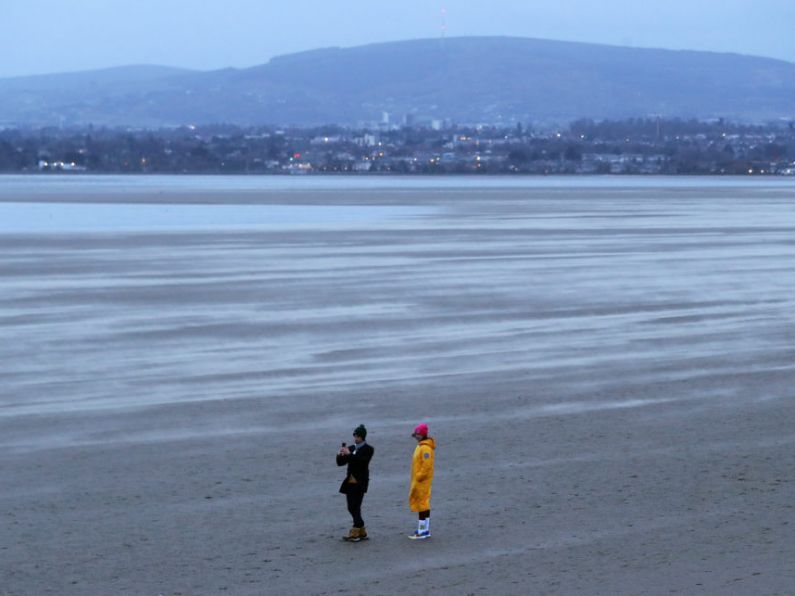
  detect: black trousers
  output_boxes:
[346,491,365,528]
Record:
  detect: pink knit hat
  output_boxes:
[413,423,429,437]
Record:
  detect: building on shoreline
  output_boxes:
[2,118,794,176]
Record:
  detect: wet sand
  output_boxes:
[2,181,795,594]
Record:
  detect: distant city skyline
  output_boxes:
[2,0,794,78]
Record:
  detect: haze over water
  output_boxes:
[2,176,795,450]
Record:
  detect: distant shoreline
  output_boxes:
[4,118,794,176]
[4,171,795,177]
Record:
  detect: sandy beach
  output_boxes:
[2,179,795,595]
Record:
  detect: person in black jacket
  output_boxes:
[337,424,374,542]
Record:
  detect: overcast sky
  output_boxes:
[2,0,794,78]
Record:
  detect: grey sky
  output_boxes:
[2,0,794,78]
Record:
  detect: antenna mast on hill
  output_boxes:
[440,6,447,39]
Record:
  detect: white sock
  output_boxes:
[424,518,431,534]
[417,520,424,534]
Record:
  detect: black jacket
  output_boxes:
[337,443,374,494]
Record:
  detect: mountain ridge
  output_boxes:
[1,36,794,127]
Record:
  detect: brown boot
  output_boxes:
[348,527,366,542]
[342,527,359,541]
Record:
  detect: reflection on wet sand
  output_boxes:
[2,180,795,594]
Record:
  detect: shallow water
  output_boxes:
[2,173,795,195]
[2,178,795,427]
[0,201,426,232]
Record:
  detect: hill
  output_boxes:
[1,37,794,127]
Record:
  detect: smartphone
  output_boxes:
[341,442,346,448]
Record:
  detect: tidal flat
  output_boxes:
[2,177,795,594]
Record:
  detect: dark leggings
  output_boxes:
[418,509,430,520]
[346,491,365,528]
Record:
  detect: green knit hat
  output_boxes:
[353,424,367,439]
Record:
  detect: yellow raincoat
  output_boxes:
[409,437,436,512]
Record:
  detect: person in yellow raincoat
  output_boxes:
[408,423,435,540]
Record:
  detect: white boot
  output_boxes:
[409,518,430,540]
